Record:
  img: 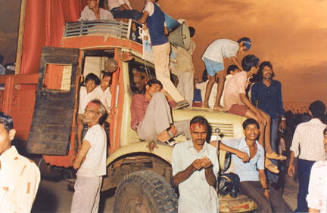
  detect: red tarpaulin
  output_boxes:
[20,0,87,74]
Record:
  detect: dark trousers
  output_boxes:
[240,181,291,213]
[295,159,315,212]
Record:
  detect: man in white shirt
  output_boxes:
[71,100,107,213]
[202,38,251,109]
[108,0,142,20]
[0,112,40,213]
[80,0,114,21]
[288,100,327,212]
[172,116,219,213]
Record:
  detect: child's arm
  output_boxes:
[73,140,91,169]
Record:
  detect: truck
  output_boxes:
[0,14,257,213]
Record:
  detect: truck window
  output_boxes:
[43,64,72,92]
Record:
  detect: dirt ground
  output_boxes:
[31,175,298,213]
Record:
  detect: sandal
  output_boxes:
[266,152,286,160]
[265,158,279,174]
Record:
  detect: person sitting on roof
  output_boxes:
[130,79,190,144]
[108,0,142,21]
[80,0,114,21]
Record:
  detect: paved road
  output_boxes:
[31,175,298,213]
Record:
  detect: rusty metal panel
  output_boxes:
[26,47,79,155]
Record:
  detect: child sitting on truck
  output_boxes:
[77,73,100,147]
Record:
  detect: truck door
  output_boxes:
[26,47,79,155]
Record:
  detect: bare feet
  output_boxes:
[157,130,171,142]
[213,105,224,111]
[202,101,209,108]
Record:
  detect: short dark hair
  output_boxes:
[102,71,112,78]
[237,37,252,50]
[257,61,274,81]
[0,112,13,132]
[226,65,239,75]
[189,26,195,38]
[85,73,100,85]
[190,116,210,130]
[147,79,163,89]
[237,37,251,44]
[242,55,259,72]
[309,100,326,119]
[242,118,259,129]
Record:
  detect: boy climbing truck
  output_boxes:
[0,19,256,212]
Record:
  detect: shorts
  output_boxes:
[228,104,248,116]
[202,57,224,76]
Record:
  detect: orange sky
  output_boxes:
[1,0,326,108]
[157,0,327,107]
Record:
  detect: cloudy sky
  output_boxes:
[1,0,326,108]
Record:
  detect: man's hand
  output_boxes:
[288,164,296,177]
[200,157,212,168]
[192,159,203,170]
[264,189,270,199]
[237,151,250,162]
[279,120,286,132]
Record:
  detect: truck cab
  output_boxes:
[0,20,256,212]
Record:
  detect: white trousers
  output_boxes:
[71,176,103,213]
[152,42,184,102]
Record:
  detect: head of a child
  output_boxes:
[0,112,15,155]
[237,37,252,52]
[226,65,240,75]
[84,73,100,93]
[100,72,112,90]
[242,54,259,76]
[87,0,99,10]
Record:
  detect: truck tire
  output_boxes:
[113,170,178,213]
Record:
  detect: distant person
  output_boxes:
[71,100,107,213]
[0,53,6,75]
[77,73,100,147]
[108,0,142,20]
[139,0,188,109]
[288,100,327,212]
[130,79,189,143]
[251,61,286,185]
[202,37,251,109]
[170,26,196,105]
[223,55,285,173]
[0,112,40,212]
[172,116,219,213]
[80,0,114,21]
[221,119,290,213]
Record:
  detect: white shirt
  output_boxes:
[0,146,40,213]
[77,124,107,177]
[172,140,219,213]
[307,161,327,212]
[79,6,114,21]
[108,0,131,10]
[78,86,100,114]
[95,86,111,112]
[202,39,239,63]
[195,80,217,109]
[220,74,232,107]
[143,1,155,16]
[290,118,326,161]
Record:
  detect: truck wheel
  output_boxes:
[113,170,178,213]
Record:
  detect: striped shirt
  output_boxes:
[290,118,326,161]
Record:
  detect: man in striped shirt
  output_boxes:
[288,100,327,212]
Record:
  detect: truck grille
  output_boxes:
[209,123,234,138]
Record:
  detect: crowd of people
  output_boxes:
[0,0,326,212]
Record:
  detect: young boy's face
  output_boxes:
[85,80,96,93]
[101,76,111,89]
[87,0,99,9]
[0,124,15,155]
